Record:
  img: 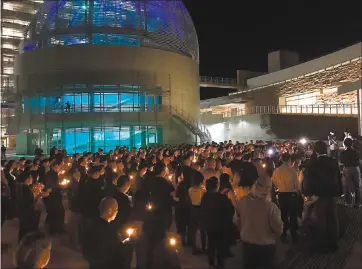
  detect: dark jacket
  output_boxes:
[340,147,359,167]
[200,191,234,232]
[306,155,343,197]
[44,169,63,210]
[38,165,47,184]
[80,177,106,218]
[82,217,125,268]
[68,177,81,213]
[17,184,37,221]
[106,185,131,231]
[139,175,175,238]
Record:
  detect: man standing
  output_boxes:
[272,153,299,243]
[340,138,361,207]
[328,132,338,159]
[306,141,343,252]
[44,161,66,235]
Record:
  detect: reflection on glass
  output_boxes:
[23,90,162,114]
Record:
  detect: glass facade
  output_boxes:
[22,0,199,61]
[35,125,162,154]
[23,90,161,114]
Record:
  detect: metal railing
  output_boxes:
[11,103,212,142]
[210,104,359,118]
[170,105,212,142]
[200,76,237,85]
[23,104,164,114]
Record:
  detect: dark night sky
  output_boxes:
[183,0,362,99]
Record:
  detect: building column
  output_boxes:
[141,126,147,146]
[130,126,134,148]
[156,127,163,145]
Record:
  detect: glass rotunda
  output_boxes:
[12,0,204,154]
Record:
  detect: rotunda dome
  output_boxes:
[23,0,199,61]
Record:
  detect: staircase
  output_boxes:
[169,105,212,144]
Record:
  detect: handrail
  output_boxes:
[23,104,166,114]
[200,76,237,85]
[170,105,212,142]
[14,103,212,141]
[205,104,359,118]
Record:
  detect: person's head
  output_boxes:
[234,163,258,188]
[40,159,49,167]
[191,170,204,187]
[5,160,16,171]
[15,232,52,269]
[344,138,353,149]
[70,168,81,181]
[89,165,102,179]
[205,157,216,169]
[281,153,291,165]
[243,153,251,162]
[314,141,328,156]
[116,160,124,171]
[205,176,219,192]
[183,155,192,166]
[115,175,131,194]
[98,197,118,222]
[219,173,232,191]
[50,161,61,173]
[138,163,148,176]
[154,161,168,177]
[252,175,272,199]
[234,152,243,160]
[163,155,171,165]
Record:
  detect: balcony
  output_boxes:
[205,104,359,118]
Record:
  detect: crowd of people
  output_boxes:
[1,137,361,269]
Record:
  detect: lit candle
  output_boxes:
[262,163,266,168]
[169,237,176,247]
[146,203,153,211]
[60,178,70,186]
[113,169,117,172]
[126,228,135,237]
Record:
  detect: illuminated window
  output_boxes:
[285,92,320,106]
[48,34,89,46]
[92,34,139,47]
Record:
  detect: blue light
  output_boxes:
[25,0,199,61]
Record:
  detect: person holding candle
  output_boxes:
[44,160,65,235]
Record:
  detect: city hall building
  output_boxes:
[8,0,208,154]
[200,43,362,142]
[2,1,361,154]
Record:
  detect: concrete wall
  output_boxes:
[201,114,276,142]
[201,113,358,143]
[268,50,299,73]
[248,42,362,88]
[14,44,200,120]
[237,70,265,86]
[163,117,197,145]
